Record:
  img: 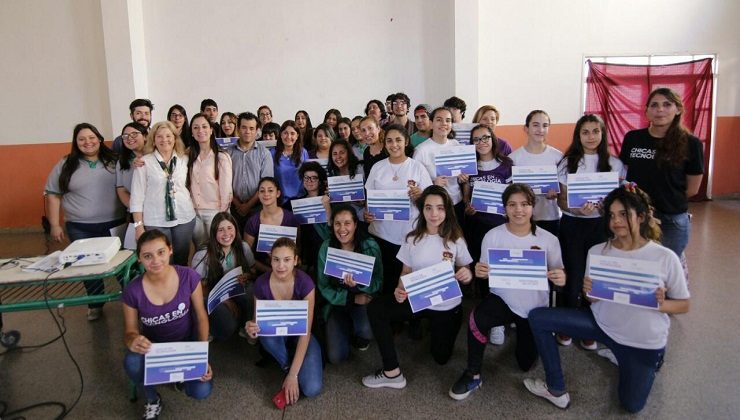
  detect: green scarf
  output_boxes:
[157,156,177,221]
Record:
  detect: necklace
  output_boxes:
[390,160,405,181]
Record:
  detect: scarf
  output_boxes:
[157,155,177,221]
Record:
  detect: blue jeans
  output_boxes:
[66,219,125,308]
[259,334,323,397]
[528,307,664,413]
[147,218,195,266]
[123,350,212,402]
[325,304,373,364]
[655,211,690,258]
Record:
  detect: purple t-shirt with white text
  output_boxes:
[122,265,200,343]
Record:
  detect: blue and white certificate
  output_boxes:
[488,249,548,291]
[401,261,462,313]
[366,189,410,221]
[470,182,507,215]
[434,145,478,177]
[215,137,239,149]
[324,247,376,287]
[512,166,560,194]
[206,267,245,314]
[291,196,327,225]
[587,255,661,309]
[255,300,309,336]
[306,158,329,174]
[256,140,277,149]
[144,341,209,386]
[328,174,365,202]
[452,123,477,145]
[567,172,619,208]
[256,225,298,253]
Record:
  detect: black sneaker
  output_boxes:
[142,394,162,419]
[449,370,482,401]
[0,330,21,348]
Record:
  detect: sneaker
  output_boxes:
[489,326,505,345]
[556,334,572,346]
[352,336,370,351]
[597,348,619,366]
[142,394,162,419]
[580,340,597,351]
[449,370,482,401]
[0,330,21,348]
[362,369,407,389]
[523,378,570,409]
[87,308,103,322]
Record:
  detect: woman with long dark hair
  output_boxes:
[168,104,192,148]
[45,122,125,321]
[272,120,309,206]
[619,87,704,260]
[116,121,149,210]
[187,113,233,248]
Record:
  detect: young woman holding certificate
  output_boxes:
[555,115,624,349]
[363,186,473,389]
[524,185,689,412]
[449,183,565,401]
[243,177,300,274]
[364,125,432,295]
[295,161,331,278]
[191,212,256,341]
[123,230,213,420]
[245,238,323,404]
[317,204,383,363]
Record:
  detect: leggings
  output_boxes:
[367,294,462,371]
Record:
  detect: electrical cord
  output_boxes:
[0,265,84,419]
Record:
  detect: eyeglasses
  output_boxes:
[303,176,319,182]
[122,132,142,140]
[170,113,184,119]
[471,135,492,144]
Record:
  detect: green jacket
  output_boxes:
[317,237,383,321]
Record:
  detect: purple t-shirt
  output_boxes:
[253,269,314,300]
[468,159,512,227]
[122,266,200,343]
[244,210,301,265]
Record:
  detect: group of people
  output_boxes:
[39,87,702,419]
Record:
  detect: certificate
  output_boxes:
[470,182,507,215]
[488,248,548,291]
[306,158,329,174]
[512,166,560,194]
[324,247,376,287]
[144,341,208,386]
[452,123,477,145]
[256,225,298,253]
[567,172,619,208]
[434,145,478,177]
[255,300,309,336]
[256,140,277,149]
[206,267,245,314]
[215,137,239,149]
[291,196,327,224]
[366,189,410,221]
[587,255,661,309]
[401,261,462,313]
[328,174,365,202]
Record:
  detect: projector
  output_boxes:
[59,237,122,266]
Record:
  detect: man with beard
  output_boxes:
[112,99,153,153]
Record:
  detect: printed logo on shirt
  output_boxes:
[442,250,454,262]
[140,302,189,327]
[629,147,655,160]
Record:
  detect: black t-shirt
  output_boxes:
[362,147,389,180]
[619,128,704,214]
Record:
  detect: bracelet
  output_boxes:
[133,221,143,228]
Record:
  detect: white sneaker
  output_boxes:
[142,394,162,419]
[523,378,570,409]
[362,369,407,389]
[489,326,505,345]
[87,308,103,322]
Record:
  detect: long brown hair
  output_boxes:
[202,212,252,291]
[275,120,304,166]
[406,185,463,249]
[646,87,690,168]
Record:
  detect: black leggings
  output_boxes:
[466,293,538,375]
[371,234,403,296]
[557,214,606,308]
[368,294,462,371]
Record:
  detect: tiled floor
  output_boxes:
[1,200,739,419]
